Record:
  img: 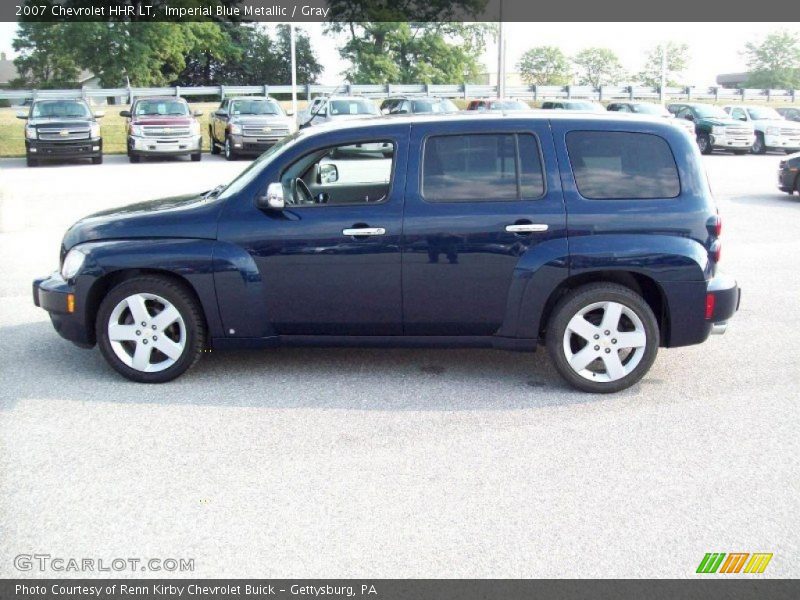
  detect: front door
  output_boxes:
[220,127,408,336]
[401,120,566,336]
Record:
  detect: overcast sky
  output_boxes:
[1,21,798,86]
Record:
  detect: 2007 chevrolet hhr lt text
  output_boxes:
[33,113,740,393]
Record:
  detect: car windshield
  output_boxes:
[747,107,782,120]
[411,99,459,113]
[328,99,379,116]
[489,100,530,111]
[31,100,91,119]
[134,99,190,116]
[229,99,282,116]
[693,105,728,119]
[566,101,605,112]
[631,104,670,116]
[218,132,301,200]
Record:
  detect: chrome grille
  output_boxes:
[141,125,191,138]
[38,128,90,141]
[780,128,800,136]
[242,126,289,138]
[725,126,752,137]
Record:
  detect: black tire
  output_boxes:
[795,176,800,196]
[752,132,766,154]
[129,154,140,164]
[224,136,236,161]
[209,127,220,155]
[26,155,38,167]
[697,133,713,155]
[545,283,660,394]
[191,152,202,162]
[92,155,103,165]
[96,275,206,383]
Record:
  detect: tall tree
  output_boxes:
[329,22,491,84]
[744,30,800,89]
[637,41,690,87]
[573,47,626,88]
[516,46,572,86]
[12,22,81,88]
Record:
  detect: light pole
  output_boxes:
[660,42,668,105]
[496,3,505,98]
[290,24,298,118]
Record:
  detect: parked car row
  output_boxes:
[15,95,800,168]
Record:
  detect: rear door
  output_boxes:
[401,119,566,335]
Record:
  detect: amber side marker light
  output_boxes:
[66,293,75,313]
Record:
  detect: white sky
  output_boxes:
[1,21,798,86]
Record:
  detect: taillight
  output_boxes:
[705,293,716,320]
[714,215,722,237]
[707,214,722,237]
[710,239,722,263]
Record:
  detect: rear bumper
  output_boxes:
[33,274,94,348]
[26,138,102,159]
[705,273,741,335]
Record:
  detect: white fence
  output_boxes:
[1,83,799,103]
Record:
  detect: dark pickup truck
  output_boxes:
[18,98,103,167]
[33,113,740,393]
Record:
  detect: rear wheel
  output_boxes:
[546,283,659,393]
[96,276,206,383]
[697,133,713,155]
[752,132,766,154]
[209,127,220,154]
[129,154,141,164]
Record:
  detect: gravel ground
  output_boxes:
[0,151,798,578]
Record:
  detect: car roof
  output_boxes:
[227,96,278,102]
[133,96,189,102]
[384,96,452,101]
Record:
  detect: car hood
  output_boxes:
[62,192,224,252]
[28,117,93,128]
[754,119,800,130]
[130,117,194,125]
[228,115,290,126]
[699,117,747,127]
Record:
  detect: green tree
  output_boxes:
[329,22,491,84]
[516,46,571,86]
[573,47,626,88]
[12,23,81,88]
[744,30,800,89]
[637,41,690,87]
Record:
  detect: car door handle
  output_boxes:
[342,227,386,236]
[505,223,549,233]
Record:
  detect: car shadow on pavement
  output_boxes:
[1,321,659,412]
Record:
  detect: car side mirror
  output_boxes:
[94,111,105,118]
[193,110,203,117]
[684,114,694,121]
[119,110,131,118]
[286,109,294,116]
[256,182,285,210]
[215,110,227,117]
[16,111,28,120]
[319,163,339,184]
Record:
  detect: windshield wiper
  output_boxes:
[203,184,226,199]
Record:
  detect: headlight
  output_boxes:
[25,125,37,140]
[228,122,241,135]
[90,122,101,138]
[190,120,201,136]
[130,124,143,137]
[766,127,780,136]
[61,247,87,280]
[712,126,726,135]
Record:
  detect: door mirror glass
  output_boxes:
[193,110,203,117]
[257,182,285,210]
[684,113,694,121]
[215,109,227,117]
[319,163,339,184]
[16,111,28,119]
[94,111,105,118]
[119,110,131,118]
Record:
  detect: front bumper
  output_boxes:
[710,134,755,149]
[706,273,741,335]
[229,133,284,155]
[26,138,102,159]
[778,166,798,191]
[129,135,202,155]
[33,273,94,348]
[765,134,800,151]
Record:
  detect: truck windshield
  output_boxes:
[631,104,670,116]
[693,105,728,119]
[489,100,530,111]
[329,100,379,116]
[31,100,91,119]
[230,100,283,116]
[134,100,190,116]
[218,132,301,200]
[747,107,782,120]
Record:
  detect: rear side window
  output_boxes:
[566,131,680,199]
[422,133,545,202]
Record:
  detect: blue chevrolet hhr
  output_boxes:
[34,113,740,393]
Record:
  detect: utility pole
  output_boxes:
[290,24,298,117]
[496,3,505,99]
[660,42,668,105]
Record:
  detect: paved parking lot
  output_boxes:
[1,151,798,578]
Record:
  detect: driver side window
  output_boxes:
[281,141,395,207]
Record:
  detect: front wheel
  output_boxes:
[546,283,659,393]
[224,136,237,161]
[697,133,713,155]
[26,155,38,167]
[96,276,206,383]
[751,132,766,154]
[191,152,202,162]
[92,155,103,164]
